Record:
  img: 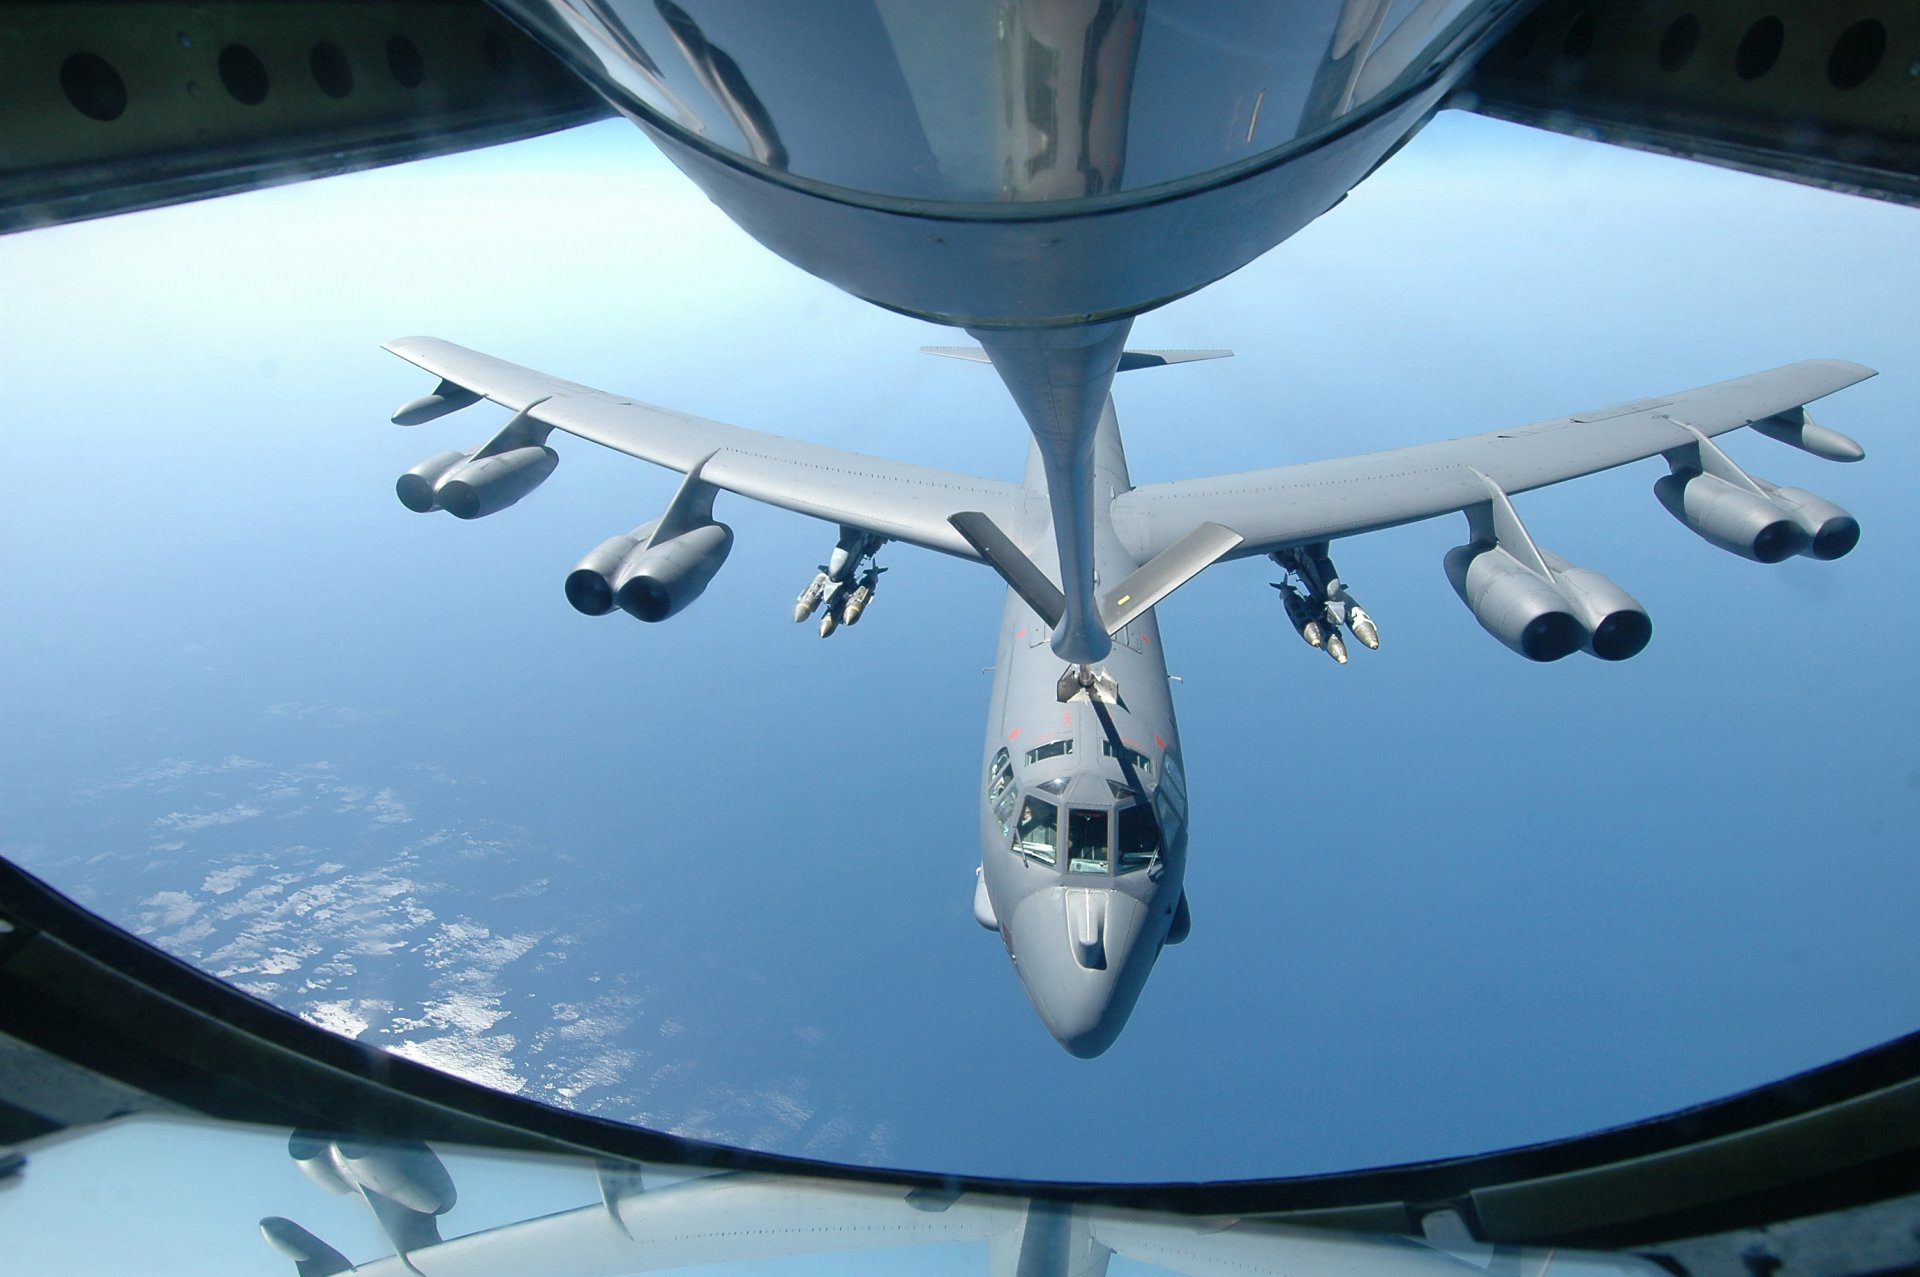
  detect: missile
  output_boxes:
[1347,604,1379,650]
[818,581,845,636]
[841,567,882,626]
[1324,629,1348,664]
[1274,583,1325,648]
[793,571,829,622]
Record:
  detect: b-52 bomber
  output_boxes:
[386,333,1869,1057]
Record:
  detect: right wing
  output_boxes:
[385,337,1023,560]
[1114,359,1875,562]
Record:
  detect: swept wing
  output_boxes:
[1114,359,1874,563]
[384,336,1022,560]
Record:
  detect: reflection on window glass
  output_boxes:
[988,747,1016,835]
[1117,804,1158,872]
[1025,739,1072,766]
[1068,808,1109,874]
[1015,797,1058,864]
[1102,740,1153,774]
[1152,753,1188,859]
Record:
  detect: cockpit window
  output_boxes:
[1068,809,1109,874]
[1102,741,1153,774]
[988,747,1016,836]
[1015,798,1058,864]
[1116,803,1159,872]
[1152,753,1189,859]
[1025,739,1072,766]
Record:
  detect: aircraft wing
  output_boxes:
[384,337,1022,560]
[1114,359,1875,562]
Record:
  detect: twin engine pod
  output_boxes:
[1445,544,1651,662]
[287,1130,456,1214]
[396,445,558,520]
[1653,471,1859,563]
[566,520,734,623]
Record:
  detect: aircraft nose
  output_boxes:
[1009,886,1154,1058]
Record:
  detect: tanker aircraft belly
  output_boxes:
[386,336,1873,1056]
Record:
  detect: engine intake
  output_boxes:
[565,522,660,616]
[395,445,557,519]
[1537,550,1652,662]
[566,521,732,623]
[334,1138,457,1216]
[1445,544,1585,662]
[1654,471,1808,563]
[1759,484,1860,561]
[617,522,734,621]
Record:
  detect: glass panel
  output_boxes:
[1025,739,1072,766]
[1117,803,1159,872]
[1101,740,1153,774]
[1015,797,1058,864]
[1152,753,1188,858]
[1068,808,1109,874]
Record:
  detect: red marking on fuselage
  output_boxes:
[1008,727,1021,740]
[1154,735,1166,750]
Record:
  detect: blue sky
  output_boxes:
[3,103,1917,1269]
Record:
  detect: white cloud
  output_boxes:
[153,803,263,834]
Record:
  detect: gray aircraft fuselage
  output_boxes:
[976,397,1188,1058]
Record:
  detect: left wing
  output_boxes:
[385,336,1022,560]
[1114,359,1874,563]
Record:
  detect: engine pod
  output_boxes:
[565,521,661,616]
[1654,471,1808,563]
[1537,549,1652,662]
[436,445,558,520]
[395,450,468,514]
[614,522,735,622]
[1762,485,1860,561]
[1445,544,1584,662]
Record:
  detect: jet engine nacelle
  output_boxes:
[1536,550,1653,662]
[1653,471,1808,563]
[396,445,558,519]
[437,446,559,520]
[1444,544,1585,662]
[568,522,733,622]
[616,522,734,621]
[394,450,469,514]
[1758,484,1860,561]
[333,1138,457,1216]
[287,1130,354,1195]
[564,521,661,616]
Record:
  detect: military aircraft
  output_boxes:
[385,330,1870,1056]
[357,0,1884,1056]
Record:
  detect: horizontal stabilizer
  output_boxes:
[1101,522,1244,635]
[948,512,1064,628]
[922,346,1231,371]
